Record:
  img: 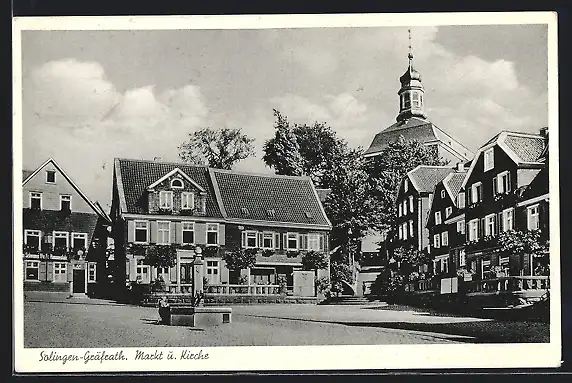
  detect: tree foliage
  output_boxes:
[145,244,177,267]
[179,127,256,169]
[222,248,257,271]
[301,251,329,271]
[498,229,549,258]
[263,109,348,188]
[365,136,449,233]
[391,245,427,277]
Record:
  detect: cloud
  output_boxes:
[23,59,210,208]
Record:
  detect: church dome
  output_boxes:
[400,63,422,86]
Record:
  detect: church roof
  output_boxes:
[363,117,472,161]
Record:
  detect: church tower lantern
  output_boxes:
[397,29,427,122]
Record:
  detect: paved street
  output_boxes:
[23,292,549,348]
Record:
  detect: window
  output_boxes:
[485,214,496,237]
[468,219,479,241]
[308,233,324,251]
[206,260,219,279]
[409,195,414,212]
[398,225,403,239]
[445,206,453,218]
[402,92,411,108]
[46,170,56,183]
[30,192,42,210]
[495,171,511,195]
[527,205,540,230]
[470,182,482,203]
[457,220,465,234]
[181,192,194,210]
[53,231,69,250]
[53,262,67,282]
[433,234,441,248]
[441,258,448,273]
[72,232,87,251]
[398,204,403,217]
[134,221,149,243]
[484,148,494,172]
[262,232,275,249]
[60,195,72,211]
[457,192,465,209]
[286,232,298,250]
[435,211,442,225]
[159,191,173,209]
[412,92,421,108]
[402,223,408,240]
[441,190,446,199]
[88,263,97,283]
[459,249,466,267]
[206,223,219,245]
[25,230,41,252]
[182,222,194,244]
[170,178,184,189]
[441,231,449,246]
[157,221,171,245]
[503,208,514,232]
[404,180,408,192]
[25,261,40,281]
[403,200,407,214]
[409,220,414,237]
[244,231,258,248]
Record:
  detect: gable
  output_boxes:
[147,168,206,193]
[22,158,102,216]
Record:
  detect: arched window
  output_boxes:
[402,92,411,109]
[412,92,421,108]
[170,178,184,189]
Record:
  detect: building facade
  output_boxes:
[22,158,110,295]
[111,158,332,296]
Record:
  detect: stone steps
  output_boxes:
[322,296,388,306]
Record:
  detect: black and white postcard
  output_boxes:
[12,12,561,373]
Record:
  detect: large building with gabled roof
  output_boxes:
[22,158,111,295]
[111,158,332,297]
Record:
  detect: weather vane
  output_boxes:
[408,28,413,62]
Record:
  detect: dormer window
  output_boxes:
[170,178,184,189]
[304,212,313,218]
[267,209,276,218]
[181,192,194,210]
[159,191,173,210]
[241,207,250,216]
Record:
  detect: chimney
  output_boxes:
[540,127,548,138]
[456,162,465,172]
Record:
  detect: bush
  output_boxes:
[277,275,288,295]
[301,251,329,271]
[315,276,331,297]
[150,275,166,292]
[223,248,257,272]
[238,275,249,285]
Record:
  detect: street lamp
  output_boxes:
[192,246,203,306]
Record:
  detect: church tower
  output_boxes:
[397,30,426,122]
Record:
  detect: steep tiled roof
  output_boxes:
[408,166,454,194]
[22,170,34,181]
[210,169,330,227]
[23,209,99,236]
[115,158,223,217]
[504,134,546,163]
[521,167,549,200]
[443,172,467,201]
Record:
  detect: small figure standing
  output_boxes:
[158,296,170,325]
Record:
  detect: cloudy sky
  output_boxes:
[19,23,548,210]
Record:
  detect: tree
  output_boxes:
[179,127,255,169]
[144,244,177,268]
[263,110,348,188]
[329,261,354,296]
[391,245,427,278]
[222,248,257,271]
[365,136,449,233]
[301,250,329,271]
[262,110,304,177]
[497,229,549,275]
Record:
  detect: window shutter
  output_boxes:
[257,232,263,248]
[241,231,246,248]
[283,233,287,250]
[507,174,512,193]
[479,218,485,238]
[274,233,280,250]
[319,234,324,251]
[298,234,304,250]
[496,212,502,234]
[492,177,498,195]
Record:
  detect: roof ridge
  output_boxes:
[115,157,209,169]
[211,167,313,181]
[503,130,545,139]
